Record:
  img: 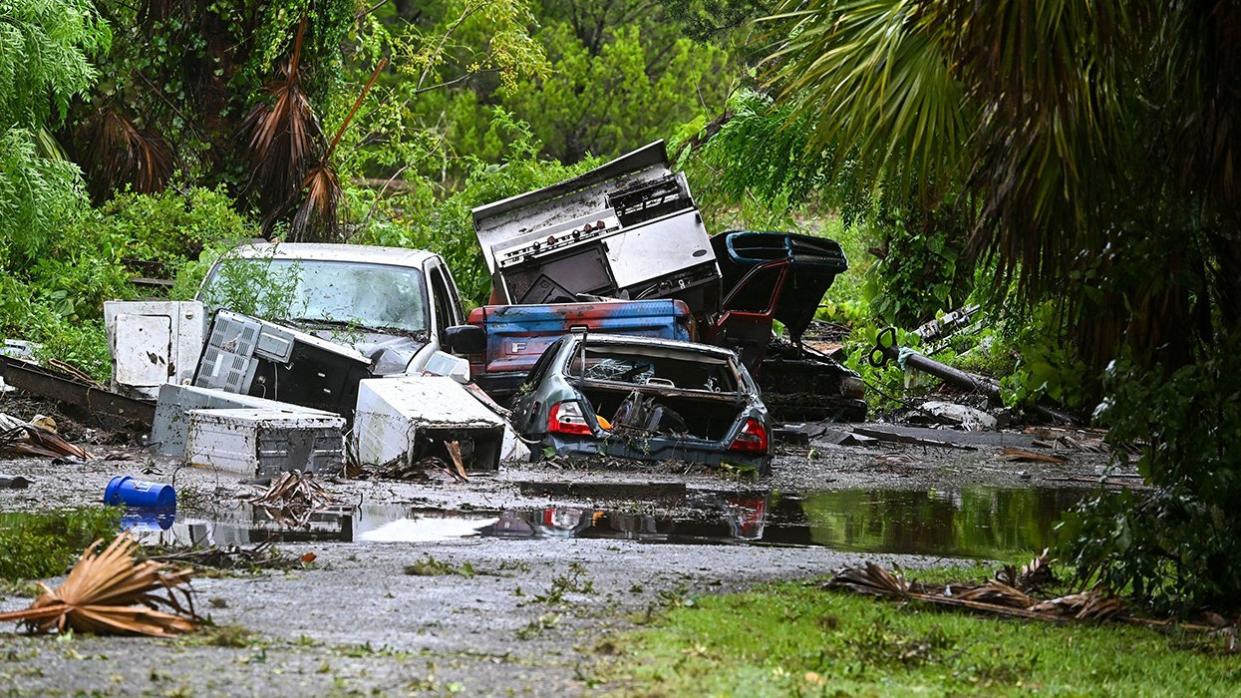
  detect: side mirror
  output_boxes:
[444,324,486,355]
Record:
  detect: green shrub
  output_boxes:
[0,187,256,381]
[1060,337,1241,614]
[996,304,1089,410]
[0,507,121,581]
[354,121,603,305]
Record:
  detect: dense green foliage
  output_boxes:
[357,130,603,304]
[682,89,975,328]
[1062,340,1241,614]
[0,0,107,266]
[761,0,1238,368]
[600,579,1241,695]
[0,186,254,379]
[0,507,120,581]
[754,0,1241,612]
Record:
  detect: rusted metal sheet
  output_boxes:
[1,356,156,428]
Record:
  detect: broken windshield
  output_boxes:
[200,258,429,335]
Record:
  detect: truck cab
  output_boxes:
[197,242,466,376]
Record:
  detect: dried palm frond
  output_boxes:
[291,161,342,241]
[951,580,1035,609]
[83,108,173,201]
[995,548,1056,591]
[247,471,335,527]
[240,18,323,235]
[1031,590,1126,621]
[826,562,911,599]
[288,57,388,241]
[0,534,199,636]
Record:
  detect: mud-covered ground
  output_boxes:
[0,395,1133,696]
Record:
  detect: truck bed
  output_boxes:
[467,300,691,401]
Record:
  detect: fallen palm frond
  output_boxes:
[995,548,1056,591]
[825,559,1238,644]
[950,580,1035,609]
[0,413,89,461]
[829,561,911,598]
[1030,590,1126,621]
[0,534,199,636]
[247,471,335,527]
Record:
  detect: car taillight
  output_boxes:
[547,401,594,436]
[729,418,768,454]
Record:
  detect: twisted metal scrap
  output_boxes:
[0,534,199,636]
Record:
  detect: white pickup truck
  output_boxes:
[197,242,472,375]
[104,242,483,398]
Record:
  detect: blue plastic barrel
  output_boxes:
[103,476,176,509]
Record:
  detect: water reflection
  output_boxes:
[120,486,1091,558]
[786,488,1085,557]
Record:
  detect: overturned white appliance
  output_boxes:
[103,301,206,398]
[194,309,372,418]
[184,408,346,477]
[472,140,720,310]
[150,383,335,457]
[353,375,505,471]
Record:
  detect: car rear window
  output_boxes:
[567,343,739,393]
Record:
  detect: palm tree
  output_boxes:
[761,0,1240,367]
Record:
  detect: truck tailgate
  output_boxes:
[468,300,691,377]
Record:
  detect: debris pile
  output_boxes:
[827,552,1236,649]
[0,412,88,461]
[0,533,200,637]
[144,541,311,572]
[246,471,336,527]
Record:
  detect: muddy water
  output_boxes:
[122,486,1090,559]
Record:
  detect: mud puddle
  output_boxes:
[119,486,1092,558]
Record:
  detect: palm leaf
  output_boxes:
[288,57,388,241]
[762,0,970,196]
[0,534,199,637]
[82,108,173,200]
[241,18,324,236]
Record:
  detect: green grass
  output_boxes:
[598,578,1240,697]
[0,507,121,581]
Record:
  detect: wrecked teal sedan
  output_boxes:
[510,332,771,473]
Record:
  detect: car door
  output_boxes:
[424,259,463,348]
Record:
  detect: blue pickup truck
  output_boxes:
[464,299,692,401]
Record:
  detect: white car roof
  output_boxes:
[227,242,438,269]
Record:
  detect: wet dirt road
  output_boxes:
[0,424,1128,696]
